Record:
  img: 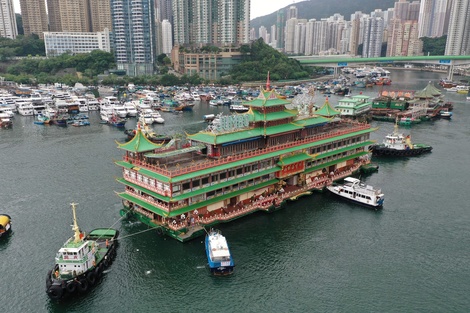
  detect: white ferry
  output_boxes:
[327,177,384,208]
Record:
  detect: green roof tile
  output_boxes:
[116,128,163,153]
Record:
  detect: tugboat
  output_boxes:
[205,229,234,276]
[327,177,384,208]
[369,123,432,157]
[46,203,119,300]
[0,214,12,238]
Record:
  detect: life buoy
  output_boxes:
[156,227,164,236]
[87,271,96,285]
[48,285,64,300]
[77,279,89,293]
[66,281,77,293]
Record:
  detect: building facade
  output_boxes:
[89,0,113,32]
[171,46,243,81]
[0,0,17,39]
[418,0,449,38]
[445,0,470,55]
[161,19,173,54]
[111,0,156,76]
[172,0,250,46]
[19,0,48,38]
[361,16,384,58]
[44,29,111,57]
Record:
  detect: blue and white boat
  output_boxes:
[205,229,234,276]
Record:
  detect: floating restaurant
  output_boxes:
[115,83,377,242]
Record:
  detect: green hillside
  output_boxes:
[251,0,397,34]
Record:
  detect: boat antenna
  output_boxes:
[70,202,82,243]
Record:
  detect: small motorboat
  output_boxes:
[327,177,384,208]
[205,229,234,276]
[46,203,119,300]
[439,110,453,119]
[0,214,12,238]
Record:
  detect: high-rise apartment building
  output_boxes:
[418,0,449,38]
[89,0,113,32]
[445,0,470,55]
[111,0,156,76]
[387,19,422,56]
[386,0,423,57]
[287,5,298,20]
[19,0,48,38]
[161,19,173,54]
[172,0,249,46]
[47,0,111,33]
[276,10,285,50]
[361,16,384,57]
[155,0,173,24]
[0,0,18,39]
[217,0,250,45]
[46,0,61,32]
[58,0,91,32]
[192,0,213,44]
[172,0,190,45]
[348,11,364,55]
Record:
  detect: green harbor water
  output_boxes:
[1,69,469,312]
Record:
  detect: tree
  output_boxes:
[421,36,447,56]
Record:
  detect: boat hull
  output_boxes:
[370,145,432,157]
[45,229,119,300]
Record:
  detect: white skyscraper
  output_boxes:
[162,19,173,54]
[445,0,470,55]
[0,0,18,39]
[362,16,384,58]
[111,0,156,76]
[259,26,268,43]
[418,0,449,38]
[293,22,306,54]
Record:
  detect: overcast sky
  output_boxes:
[13,0,294,19]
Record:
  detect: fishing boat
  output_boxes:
[0,214,12,238]
[326,177,384,208]
[205,229,234,276]
[34,113,51,125]
[107,114,127,128]
[72,120,90,127]
[369,123,432,157]
[46,203,119,300]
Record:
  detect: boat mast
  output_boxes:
[70,202,82,243]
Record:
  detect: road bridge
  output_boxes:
[291,55,470,81]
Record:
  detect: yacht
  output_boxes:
[87,99,100,111]
[124,102,138,117]
[16,99,34,116]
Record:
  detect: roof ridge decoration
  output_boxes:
[116,125,163,152]
[315,97,340,117]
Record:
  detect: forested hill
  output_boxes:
[251,0,397,34]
